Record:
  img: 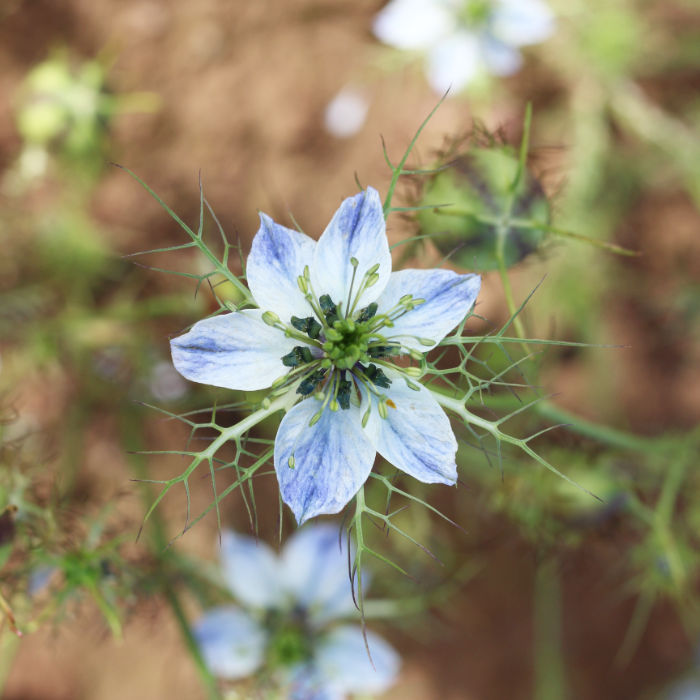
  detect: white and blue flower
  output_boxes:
[193,525,400,698]
[171,187,480,523]
[373,0,555,93]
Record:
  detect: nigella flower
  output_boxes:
[171,187,480,523]
[194,525,400,698]
[373,0,555,94]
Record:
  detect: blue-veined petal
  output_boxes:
[288,665,344,700]
[311,188,391,314]
[315,625,400,695]
[192,606,266,680]
[170,309,300,391]
[491,0,555,46]
[377,268,480,351]
[425,31,481,94]
[219,530,284,608]
[373,0,453,50]
[481,36,522,76]
[247,213,316,323]
[280,523,356,624]
[364,374,458,485]
[274,399,376,524]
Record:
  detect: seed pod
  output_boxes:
[416,146,550,271]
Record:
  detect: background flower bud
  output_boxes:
[416,145,550,271]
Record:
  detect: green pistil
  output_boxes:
[459,0,492,26]
[265,609,312,669]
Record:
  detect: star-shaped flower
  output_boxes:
[171,187,480,523]
[373,0,555,94]
[194,525,400,698]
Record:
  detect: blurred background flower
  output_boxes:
[193,525,400,698]
[372,0,555,93]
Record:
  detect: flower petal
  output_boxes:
[481,36,522,76]
[373,0,453,49]
[377,268,481,351]
[192,606,266,680]
[316,625,400,694]
[274,398,376,524]
[170,309,299,391]
[425,31,481,94]
[491,0,555,46]
[288,666,344,700]
[281,523,356,624]
[365,374,458,485]
[311,188,391,314]
[246,213,317,323]
[219,530,284,608]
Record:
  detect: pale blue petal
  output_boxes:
[311,188,391,315]
[491,0,555,46]
[289,666,344,700]
[316,625,400,694]
[192,606,266,680]
[247,213,317,323]
[377,269,481,351]
[425,31,481,94]
[274,398,376,524]
[170,309,299,391]
[365,374,458,485]
[281,523,356,624]
[373,0,453,49]
[219,530,284,608]
[481,36,522,76]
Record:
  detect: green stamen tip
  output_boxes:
[309,411,322,427]
[367,263,380,275]
[350,256,359,268]
[288,455,295,469]
[418,338,435,347]
[361,407,371,427]
[262,311,280,326]
[404,366,423,378]
[329,400,339,411]
[378,401,388,419]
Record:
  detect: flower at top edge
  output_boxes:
[170,187,481,524]
[372,0,555,94]
[193,524,400,698]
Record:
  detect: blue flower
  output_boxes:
[171,187,480,523]
[193,525,400,698]
[373,0,555,93]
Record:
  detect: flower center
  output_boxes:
[265,607,313,669]
[457,0,492,27]
[263,262,427,433]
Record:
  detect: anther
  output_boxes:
[262,311,280,326]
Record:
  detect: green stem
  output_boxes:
[121,411,222,700]
[442,386,654,453]
[533,558,568,700]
